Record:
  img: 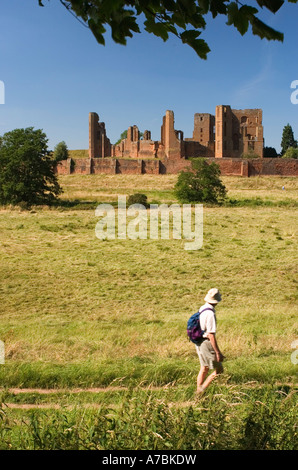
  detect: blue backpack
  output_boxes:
[187,307,213,344]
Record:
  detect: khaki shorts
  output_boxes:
[195,339,221,369]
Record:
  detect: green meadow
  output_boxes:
[0,174,297,449]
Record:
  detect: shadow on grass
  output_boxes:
[52,199,101,210]
[224,198,298,208]
[1,199,119,211]
[1,197,297,212]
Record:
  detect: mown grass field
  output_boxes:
[0,174,297,449]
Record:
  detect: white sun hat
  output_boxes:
[204,288,222,304]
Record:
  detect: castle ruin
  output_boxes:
[56,107,297,177]
[89,106,264,160]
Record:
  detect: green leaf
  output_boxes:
[88,19,106,45]
[227,3,258,36]
[110,13,140,44]
[226,2,239,26]
[97,0,126,16]
[197,0,211,14]
[209,0,228,18]
[256,0,284,13]
[171,12,187,29]
[180,29,201,42]
[181,34,210,59]
[239,4,259,18]
[178,0,197,15]
[251,17,284,41]
[144,18,170,41]
[188,12,206,29]
[162,0,177,9]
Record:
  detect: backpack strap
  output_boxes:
[198,307,214,315]
[197,307,214,334]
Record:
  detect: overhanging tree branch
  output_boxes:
[37,0,298,58]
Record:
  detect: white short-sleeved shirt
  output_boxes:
[199,303,217,338]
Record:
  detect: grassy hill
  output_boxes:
[68,149,89,159]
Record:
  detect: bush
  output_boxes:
[241,151,260,159]
[281,146,298,159]
[174,158,226,204]
[127,193,149,208]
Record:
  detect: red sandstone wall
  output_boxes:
[92,158,116,174]
[116,159,142,174]
[142,159,160,174]
[161,158,191,174]
[55,157,298,177]
[55,159,70,175]
[139,140,156,159]
[184,141,214,158]
[214,158,243,176]
[73,158,91,174]
[248,158,298,176]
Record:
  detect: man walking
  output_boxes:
[195,288,225,393]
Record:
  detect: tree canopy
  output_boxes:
[115,129,144,145]
[174,158,227,204]
[0,128,62,206]
[263,146,278,158]
[53,140,69,161]
[115,130,128,146]
[281,123,297,155]
[38,1,298,59]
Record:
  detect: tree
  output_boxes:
[53,140,69,161]
[281,146,298,159]
[115,130,128,145]
[174,158,227,204]
[115,129,144,145]
[38,1,297,59]
[263,146,278,158]
[0,128,62,206]
[281,124,297,155]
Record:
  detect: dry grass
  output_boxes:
[57,173,298,205]
[68,150,89,159]
[0,175,297,387]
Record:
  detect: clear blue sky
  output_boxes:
[0,1,297,153]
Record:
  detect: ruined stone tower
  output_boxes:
[215,106,263,158]
[89,112,111,159]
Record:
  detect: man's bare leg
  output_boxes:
[203,364,223,389]
[197,366,209,392]
[197,364,223,393]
